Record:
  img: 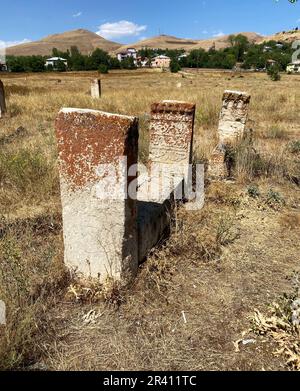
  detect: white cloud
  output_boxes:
[202,30,209,34]
[96,20,147,39]
[0,39,31,49]
[213,31,225,38]
[73,12,82,18]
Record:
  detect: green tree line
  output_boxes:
[5,34,295,73]
[6,46,137,73]
[178,35,293,71]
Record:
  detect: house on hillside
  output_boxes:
[275,42,284,49]
[264,42,284,52]
[263,46,272,53]
[117,48,138,64]
[151,55,171,69]
[45,57,68,70]
[287,60,300,74]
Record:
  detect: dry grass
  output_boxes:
[250,272,300,370]
[0,216,66,369]
[0,69,299,370]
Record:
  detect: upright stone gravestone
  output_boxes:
[55,108,139,283]
[218,90,251,144]
[0,80,6,119]
[137,100,196,261]
[209,90,251,179]
[149,100,195,168]
[145,100,196,202]
[91,79,101,99]
[0,300,5,326]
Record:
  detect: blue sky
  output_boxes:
[0,0,300,47]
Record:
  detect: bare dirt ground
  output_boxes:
[0,69,299,370]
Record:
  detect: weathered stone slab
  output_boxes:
[140,100,196,203]
[91,79,101,99]
[218,90,251,145]
[0,300,5,326]
[137,200,172,262]
[149,100,195,167]
[208,146,227,180]
[209,90,251,179]
[137,100,196,261]
[55,108,139,283]
[0,80,6,118]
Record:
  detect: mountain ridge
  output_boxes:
[6,29,122,56]
[6,28,298,57]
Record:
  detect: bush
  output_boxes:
[289,140,300,154]
[266,189,285,207]
[170,59,181,73]
[247,185,260,198]
[267,64,281,81]
[56,60,67,72]
[98,64,109,74]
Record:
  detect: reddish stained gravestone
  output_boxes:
[55,108,139,283]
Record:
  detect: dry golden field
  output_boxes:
[0,69,300,370]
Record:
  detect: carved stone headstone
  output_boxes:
[218,90,251,144]
[209,90,251,179]
[148,100,195,197]
[137,101,196,261]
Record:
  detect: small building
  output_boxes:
[263,46,272,53]
[178,53,188,60]
[45,57,68,70]
[151,55,171,69]
[287,60,300,74]
[117,48,137,64]
[266,59,277,69]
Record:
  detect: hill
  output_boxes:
[116,34,199,52]
[8,28,292,58]
[6,29,121,56]
[115,32,263,53]
[259,29,300,44]
[193,32,263,51]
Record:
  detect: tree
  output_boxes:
[228,34,250,62]
[188,49,209,68]
[69,46,85,71]
[170,59,181,73]
[56,59,67,72]
[91,48,110,68]
[267,64,281,81]
[98,64,109,74]
[109,57,121,69]
[120,57,136,70]
[46,63,54,72]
